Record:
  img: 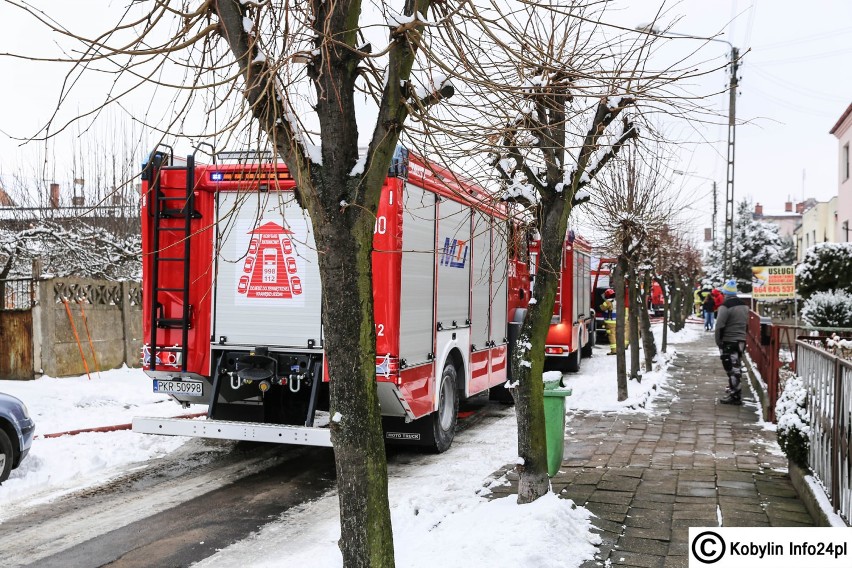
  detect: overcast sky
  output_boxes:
[614,0,852,217]
[1,0,850,230]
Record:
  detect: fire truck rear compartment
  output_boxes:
[209,349,325,426]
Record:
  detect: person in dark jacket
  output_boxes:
[714,279,749,405]
[702,292,716,331]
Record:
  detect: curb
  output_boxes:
[743,354,770,420]
[788,459,849,527]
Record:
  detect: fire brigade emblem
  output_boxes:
[236,221,304,303]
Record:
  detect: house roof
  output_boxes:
[830,101,852,135]
[759,211,801,218]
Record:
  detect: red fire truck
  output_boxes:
[530,233,594,372]
[132,146,530,452]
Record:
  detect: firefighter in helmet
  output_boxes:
[600,289,617,355]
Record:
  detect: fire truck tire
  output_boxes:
[0,429,13,483]
[581,320,595,359]
[428,362,459,453]
[565,349,581,373]
[488,381,515,404]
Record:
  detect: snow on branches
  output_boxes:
[0,220,140,281]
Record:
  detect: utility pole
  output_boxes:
[635,25,740,269]
[723,47,740,278]
[712,181,717,245]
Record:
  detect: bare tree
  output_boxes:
[592,143,687,400]
[423,1,716,502]
[0,221,140,281]
[4,0,464,563]
[3,0,728,553]
[654,225,703,349]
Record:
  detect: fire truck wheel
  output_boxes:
[0,429,13,483]
[429,362,459,453]
[565,349,581,373]
[581,320,595,359]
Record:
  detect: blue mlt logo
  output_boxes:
[440,237,468,268]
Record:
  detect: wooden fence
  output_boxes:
[0,277,142,380]
[0,278,36,380]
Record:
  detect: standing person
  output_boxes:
[702,292,716,331]
[600,289,617,355]
[693,285,703,316]
[715,279,749,405]
[711,287,724,312]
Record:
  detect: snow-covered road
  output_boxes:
[0,324,700,567]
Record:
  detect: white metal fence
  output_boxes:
[797,339,852,523]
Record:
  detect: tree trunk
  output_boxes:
[682,281,694,324]
[640,272,656,371]
[311,207,394,567]
[212,0,443,562]
[628,265,640,381]
[669,276,685,332]
[614,259,628,401]
[513,198,572,504]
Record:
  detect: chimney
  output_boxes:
[785,201,793,212]
[754,202,763,216]
[50,183,60,208]
[796,202,805,214]
[704,228,712,242]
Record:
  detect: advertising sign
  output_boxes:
[751,266,795,299]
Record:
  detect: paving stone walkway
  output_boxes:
[495,330,814,568]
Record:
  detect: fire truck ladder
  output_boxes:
[551,256,562,324]
[553,276,562,321]
[145,148,199,373]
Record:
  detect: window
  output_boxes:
[844,143,850,181]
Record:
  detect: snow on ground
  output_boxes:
[0,366,205,518]
[562,321,698,413]
[0,323,686,565]
[194,409,600,568]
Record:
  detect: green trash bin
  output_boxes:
[543,377,572,477]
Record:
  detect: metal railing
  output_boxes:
[0,278,35,310]
[797,338,852,523]
[746,311,803,421]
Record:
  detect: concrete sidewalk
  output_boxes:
[497,331,814,568]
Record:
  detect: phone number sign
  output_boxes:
[751,266,796,299]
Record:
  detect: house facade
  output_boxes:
[793,196,838,261]
[752,200,804,239]
[830,102,852,243]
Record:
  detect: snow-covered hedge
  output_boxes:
[775,374,810,469]
[796,242,852,300]
[802,290,852,328]
[1,220,141,280]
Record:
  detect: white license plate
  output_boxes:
[153,380,203,397]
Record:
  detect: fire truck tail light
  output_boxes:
[376,355,400,379]
[545,347,564,355]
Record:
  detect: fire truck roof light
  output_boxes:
[211,172,224,181]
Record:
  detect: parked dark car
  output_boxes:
[0,392,35,483]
